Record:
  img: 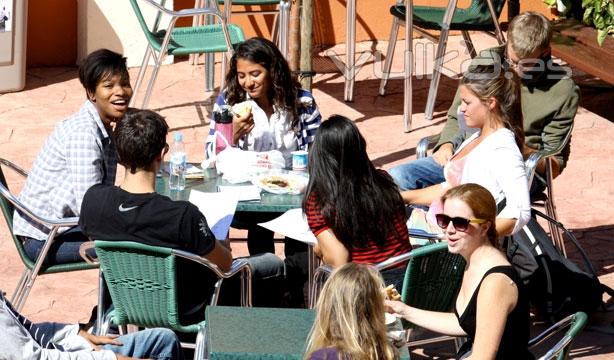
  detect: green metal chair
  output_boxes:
[529,312,588,360]
[128,0,246,108]
[308,230,445,308]
[0,158,99,311]
[379,0,506,121]
[212,0,290,57]
[395,241,465,347]
[524,123,574,257]
[309,241,464,347]
[190,0,290,91]
[94,240,252,360]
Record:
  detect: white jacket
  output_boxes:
[444,128,531,234]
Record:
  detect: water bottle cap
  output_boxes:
[174,132,183,142]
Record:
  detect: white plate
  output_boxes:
[252,173,308,195]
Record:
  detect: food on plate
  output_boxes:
[232,101,252,117]
[260,175,289,189]
[253,173,308,194]
[383,284,401,301]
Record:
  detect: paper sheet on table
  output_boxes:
[188,190,238,240]
[217,185,261,202]
[258,208,317,245]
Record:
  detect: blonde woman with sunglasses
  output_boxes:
[387,184,532,360]
[305,263,399,360]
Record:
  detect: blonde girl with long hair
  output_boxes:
[304,263,398,360]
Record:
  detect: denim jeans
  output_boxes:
[22,227,92,266]
[101,328,184,360]
[389,156,446,191]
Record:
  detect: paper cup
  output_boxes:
[291,150,308,171]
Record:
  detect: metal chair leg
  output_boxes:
[129,46,153,108]
[204,0,216,92]
[344,0,356,102]
[190,0,206,65]
[10,269,30,311]
[142,56,163,109]
[278,0,290,59]
[195,326,207,360]
[485,0,505,44]
[403,0,414,132]
[460,30,477,58]
[424,0,458,120]
[379,17,401,96]
[219,53,227,92]
[95,270,106,336]
[240,265,252,307]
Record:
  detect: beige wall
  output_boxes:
[77,0,173,67]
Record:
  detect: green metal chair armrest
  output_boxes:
[528,312,588,360]
[172,249,252,279]
[0,158,28,178]
[0,182,78,228]
[0,158,98,311]
[416,134,441,159]
[310,241,447,307]
[525,123,573,185]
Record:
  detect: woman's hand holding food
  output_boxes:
[384,299,410,319]
[232,102,254,145]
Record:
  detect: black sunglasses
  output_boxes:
[435,214,487,232]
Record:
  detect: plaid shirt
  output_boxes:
[13,101,118,241]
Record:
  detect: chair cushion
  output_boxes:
[150,24,246,55]
[390,4,499,31]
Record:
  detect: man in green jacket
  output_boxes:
[390,11,580,194]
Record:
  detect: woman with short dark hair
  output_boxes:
[13,49,133,266]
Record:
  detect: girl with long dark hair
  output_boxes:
[206,37,321,168]
[303,115,411,291]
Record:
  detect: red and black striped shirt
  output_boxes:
[305,193,411,267]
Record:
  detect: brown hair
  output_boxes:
[508,11,552,58]
[441,183,499,248]
[461,64,524,150]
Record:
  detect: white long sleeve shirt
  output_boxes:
[443,128,531,234]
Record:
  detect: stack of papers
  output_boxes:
[188,190,238,240]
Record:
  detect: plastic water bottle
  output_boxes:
[169,132,186,191]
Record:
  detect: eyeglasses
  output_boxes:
[504,49,550,72]
[435,214,487,232]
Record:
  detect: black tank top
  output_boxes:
[454,265,533,360]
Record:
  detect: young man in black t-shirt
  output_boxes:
[80,109,285,320]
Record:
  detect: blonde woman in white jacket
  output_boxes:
[402,64,530,237]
